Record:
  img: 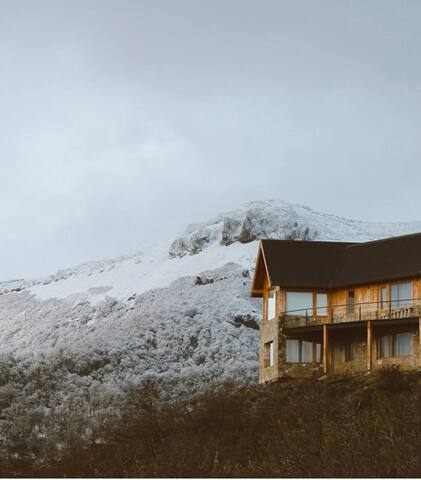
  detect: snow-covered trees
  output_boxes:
[0,265,259,463]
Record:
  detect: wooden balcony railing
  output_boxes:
[280,298,421,329]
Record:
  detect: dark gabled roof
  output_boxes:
[251,232,421,297]
[260,239,354,289]
[332,233,421,287]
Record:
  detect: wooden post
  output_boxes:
[323,324,329,374]
[329,305,334,323]
[367,320,372,371]
[419,318,421,367]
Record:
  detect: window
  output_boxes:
[315,343,322,363]
[301,341,313,363]
[348,290,355,314]
[316,293,328,316]
[379,335,389,358]
[377,332,412,358]
[264,341,274,367]
[286,292,313,316]
[344,342,353,362]
[267,289,276,320]
[380,287,388,309]
[286,339,322,363]
[395,332,412,356]
[286,339,300,363]
[390,282,412,308]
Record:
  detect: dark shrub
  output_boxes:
[377,365,408,393]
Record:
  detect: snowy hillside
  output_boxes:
[0,264,259,400]
[1,199,421,400]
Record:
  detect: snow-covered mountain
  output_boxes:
[1,199,421,399]
[2,199,421,302]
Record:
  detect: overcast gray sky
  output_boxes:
[1,0,421,280]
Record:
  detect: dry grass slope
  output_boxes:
[2,366,420,478]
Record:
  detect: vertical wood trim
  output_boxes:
[260,244,272,287]
[419,318,421,367]
[250,243,262,297]
[312,292,317,318]
[367,320,372,371]
[410,280,414,306]
[323,324,329,374]
[328,293,334,323]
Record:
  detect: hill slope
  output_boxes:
[4,368,421,477]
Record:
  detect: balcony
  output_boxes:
[281,298,421,330]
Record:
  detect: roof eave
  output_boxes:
[250,241,272,297]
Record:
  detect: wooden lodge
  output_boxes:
[251,233,421,382]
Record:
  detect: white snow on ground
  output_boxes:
[28,240,259,303]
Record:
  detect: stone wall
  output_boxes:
[259,314,280,383]
[329,330,367,374]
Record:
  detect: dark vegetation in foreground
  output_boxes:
[2,366,421,478]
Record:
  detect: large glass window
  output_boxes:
[380,286,388,309]
[378,332,412,358]
[286,339,300,363]
[301,341,313,363]
[286,292,313,316]
[390,282,412,308]
[267,289,276,320]
[395,332,412,356]
[316,293,328,316]
[315,343,322,363]
[286,339,322,363]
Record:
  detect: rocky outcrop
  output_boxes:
[169,200,320,257]
[168,198,421,258]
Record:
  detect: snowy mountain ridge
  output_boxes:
[169,199,421,256]
[2,199,421,303]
